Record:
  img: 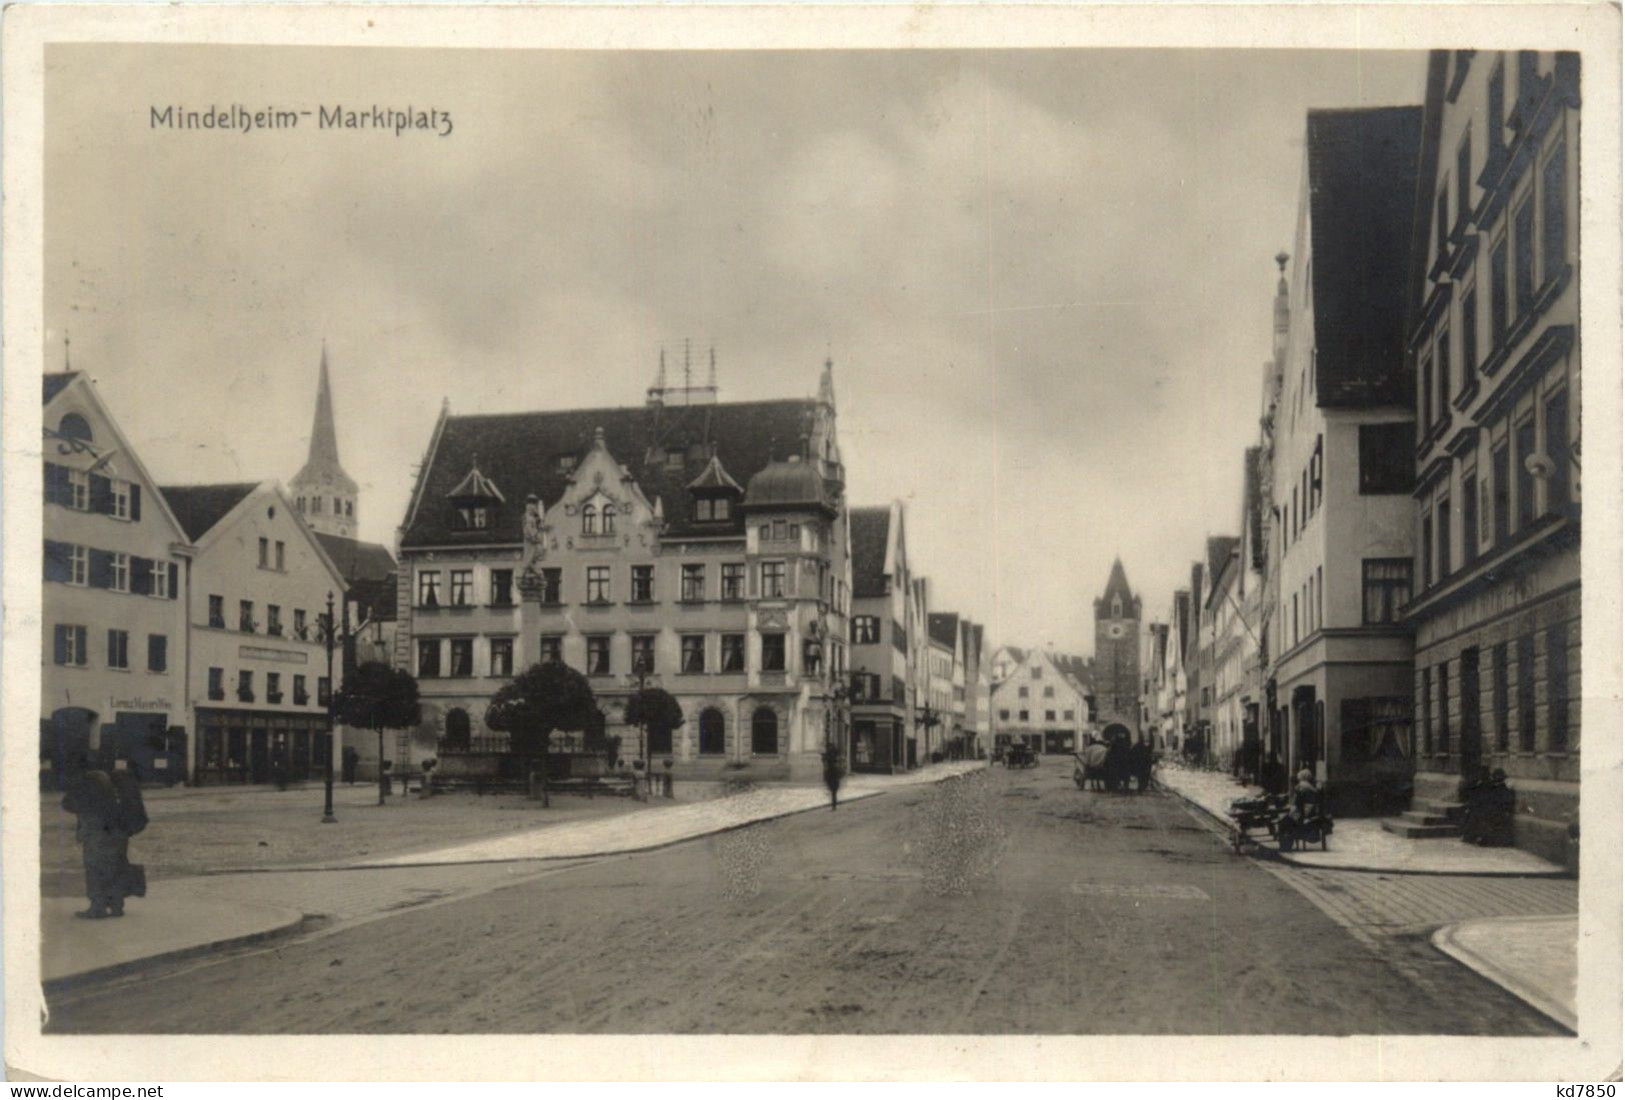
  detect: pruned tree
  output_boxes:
[485,662,599,805]
[623,687,685,764]
[333,661,422,806]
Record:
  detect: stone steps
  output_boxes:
[1381,817,1463,839]
[1399,809,1459,826]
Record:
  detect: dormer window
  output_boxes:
[455,505,489,530]
[556,454,576,474]
[445,456,505,532]
[695,497,731,522]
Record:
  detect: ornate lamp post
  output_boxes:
[318,588,344,818]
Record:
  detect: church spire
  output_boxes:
[291,342,359,538]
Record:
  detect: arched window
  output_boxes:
[602,505,616,534]
[751,707,779,755]
[699,708,726,755]
[1112,597,1122,618]
[58,413,92,443]
[581,503,597,535]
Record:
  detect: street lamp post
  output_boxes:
[320,590,339,824]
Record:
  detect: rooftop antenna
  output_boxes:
[708,344,717,389]
[63,330,70,370]
[683,337,692,392]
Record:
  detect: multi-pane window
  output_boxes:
[761,561,786,598]
[1515,417,1537,529]
[68,544,88,586]
[1517,633,1537,751]
[240,599,255,632]
[106,629,129,670]
[721,633,746,672]
[417,639,442,678]
[1420,356,1434,428]
[1547,623,1570,751]
[681,634,705,674]
[1493,440,1512,541]
[630,634,655,674]
[208,666,225,700]
[1490,236,1510,346]
[585,635,611,675]
[109,552,129,592]
[209,595,225,628]
[238,670,255,702]
[1045,710,1057,722]
[1513,195,1536,318]
[68,468,89,511]
[449,569,473,607]
[1493,641,1511,751]
[318,677,331,706]
[490,638,514,678]
[110,480,131,520]
[680,564,705,602]
[150,560,170,598]
[1436,497,1452,581]
[631,565,655,603]
[417,570,442,608]
[586,566,611,604]
[259,538,269,568]
[721,563,746,601]
[449,639,473,677]
[1460,287,1479,379]
[760,632,786,672]
[54,624,88,666]
[698,708,726,755]
[538,635,563,665]
[601,505,616,535]
[1436,327,1451,417]
[851,616,880,645]
[294,675,309,706]
[751,708,779,755]
[490,569,514,607]
[267,672,283,704]
[1542,138,1568,282]
[695,497,731,522]
[275,541,286,571]
[1420,514,1434,589]
[1461,470,1479,567]
[267,605,282,636]
[539,568,562,605]
[1546,387,1571,511]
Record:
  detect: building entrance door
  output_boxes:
[249,728,270,784]
[1460,647,1483,779]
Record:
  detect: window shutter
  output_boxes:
[130,483,142,521]
[131,557,153,595]
[88,548,113,588]
[53,625,68,665]
[43,462,67,505]
[89,473,114,514]
[43,540,71,583]
[168,563,179,599]
[75,626,87,664]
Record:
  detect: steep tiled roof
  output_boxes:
[687,454,743,493]
[1096,558,1140,618]
[160,483,259,542]
[1051,653,1092,692]
[1306,106,1424,407]
[745,458,835,513]
[849,505,892,599]
[43,372,78,405]
[314,532,396,585]
[928,612,960,650]
[401,398,822,549]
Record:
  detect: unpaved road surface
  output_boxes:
[46,759,1560,1034]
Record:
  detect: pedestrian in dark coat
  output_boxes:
[61,769,136,919]
[1128,739,1153,793]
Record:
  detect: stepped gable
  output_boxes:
[401,398,820,549]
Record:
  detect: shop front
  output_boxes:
[195,707,332,785]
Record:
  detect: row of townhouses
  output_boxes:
[40,354,399,787]
[1137,50,1580,869]
[42,350,993,786]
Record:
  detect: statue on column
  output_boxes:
[520,494,546,583]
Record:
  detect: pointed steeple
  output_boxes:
[819,357,836,408]
[1095,557,1139,621]
[290,343,359,538]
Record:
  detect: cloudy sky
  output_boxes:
[45,44,1426,654]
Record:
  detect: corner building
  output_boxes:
[1404,51,1580,867]
[395,363,851,781]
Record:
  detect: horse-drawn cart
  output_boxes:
[1224,791,1333,852]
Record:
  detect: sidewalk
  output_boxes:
[1157,764,1566,876]
[1433,915,1578,1031]
[42,759,987,986]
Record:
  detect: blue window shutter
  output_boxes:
[43,540,70,583]
[88,549,113,588]
[130,483,142,521]
[131,556,153,595]
[89,474,113,514]
[53,625,68,665]
[168,563,179,599]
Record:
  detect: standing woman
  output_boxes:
[61,768,133,919]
